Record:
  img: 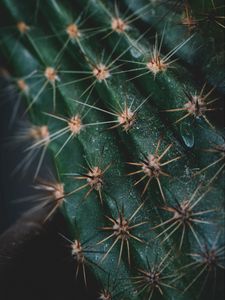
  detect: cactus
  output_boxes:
[0,0,224,299]
[124,0,225,92]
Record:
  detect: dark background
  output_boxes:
[0,71,98,300]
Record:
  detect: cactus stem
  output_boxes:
[1,0,224,297]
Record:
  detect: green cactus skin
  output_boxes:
[0,0,224,299]
[123,0,225,93]
[39,0,224,150]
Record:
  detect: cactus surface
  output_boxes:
[0,0,224,299]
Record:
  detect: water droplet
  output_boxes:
[180,123,194,148]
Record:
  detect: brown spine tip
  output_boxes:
[66,23,81,39]
[16,21,30,34]
[44,67,59,83]
[92,64,110,82]
[29,125,50,142]
[68,115,83,135]
[17,79,29,93]
[111,17,128,33]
